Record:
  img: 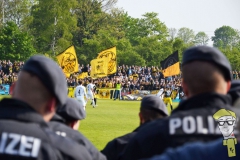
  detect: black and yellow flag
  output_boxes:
[56,46,79,78]
[78,72,88,79]
[97,47,117,75]
[160,51,180,77]
[90,57,109,78]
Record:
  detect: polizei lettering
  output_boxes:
[0,132,41,157]
[169,116,222,135]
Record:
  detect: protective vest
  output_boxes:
[116,84,121,90]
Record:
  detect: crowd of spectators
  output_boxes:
[0,60,24,85]
[67,65,181,98]
[66,64,240,97]
[1,60,240,91]
[232,70,240,79]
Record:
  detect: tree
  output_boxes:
[100,8,125,40]
[117,39,146,66]
[122,12,168,46]
[100,0,118,12]
[221,47,240,70]
[73,0,117,47]
[194,31,209,45]
[0,21,36,61]
[134,37,172,66]
[212,26,240,48]
[30,0,77,55]
[0,0,36,30]
[139,12,168,39]
[168,28,177,41]
[121,13,140,45]
[77,28,118,64]
[177,27,195,44]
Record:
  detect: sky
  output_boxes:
[116,0,240,45]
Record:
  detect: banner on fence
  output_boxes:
[68,87,116,99]
[0,84,10,95]
[150,90,159,95]
[122,94,143,101]
[67,87,181,102]
[96,88,115,99]
[123,89,181,102]
[122,90,152,101]
[131,90,151,95]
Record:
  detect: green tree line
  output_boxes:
[0,0,239,69]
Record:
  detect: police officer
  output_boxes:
[120,46,234,160]
[146,106,240,160]
[50,98,106,160]
[101,95,168,160]
[0,55,92,160]
[51,97,86,129]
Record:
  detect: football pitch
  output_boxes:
[0,96,178,150]
[80,99,179,150]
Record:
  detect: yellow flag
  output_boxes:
[56,46,79,76]
[97,47,117,75]
[162,62,180,77]
[90,58,109,78]
[78,72,88,79]
[65,73,71,78]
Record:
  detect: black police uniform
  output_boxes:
[49,120,106,160]
[146,138,240,160]
[101,125,144,160]
[0,55,94,160]
[102,95,169,160]
[49,98,106,160]
[120,93,234,160]
[0,98,92,160]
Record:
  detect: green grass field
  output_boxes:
[0,95,178,150]
[0,95,11,100]
[80,99,178,150]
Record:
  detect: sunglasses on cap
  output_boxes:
[218,120,235,126]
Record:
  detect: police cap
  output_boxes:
[141,95,168,116]
[57,98,86,121]
[22,55,67,106]
[182,46,232,81]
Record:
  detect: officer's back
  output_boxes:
[120,46,234,160]
[101,95,169,160]
[0,55,92,160]
[146,106,240,160]
[50,98,106,160]
[145,138,240,160]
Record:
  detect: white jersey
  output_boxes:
[74,85,86,98]
[87,83,95,93]
[156,88,164,99]
[156,88,164,97]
